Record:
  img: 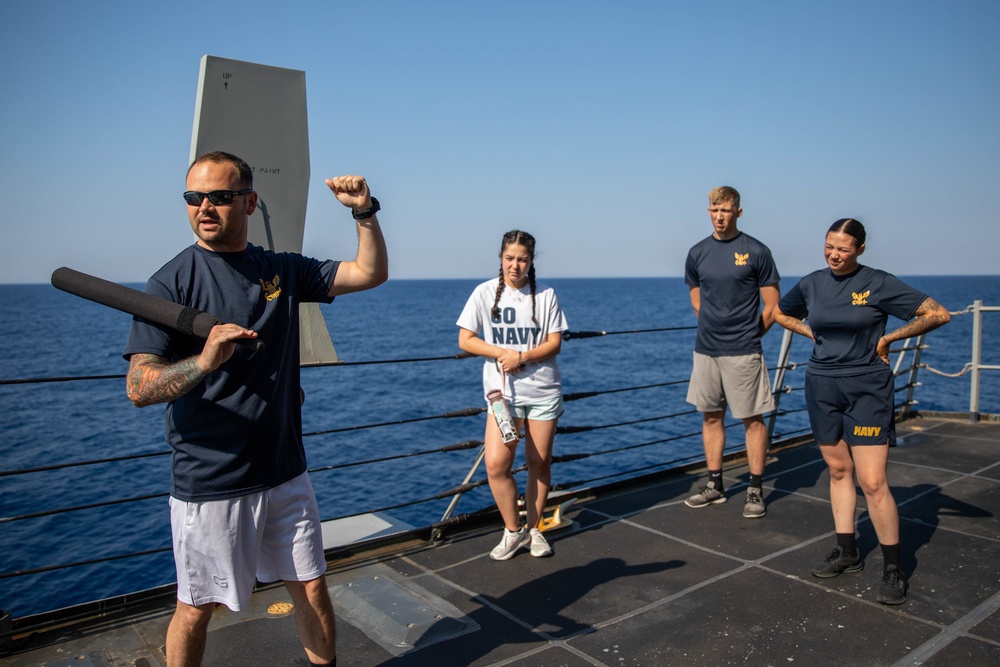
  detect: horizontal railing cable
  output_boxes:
[307,439,484,473]
[0,547,172,580]
[0,450,169,478]
[0,353,476,386]
[0,491,168,524]
[303,406,486,437]
[0,373,126,385]
[303,378,690,438]
[301,351,474,368]
[563,378,688,402]
[557,409,698,434]
[562,326,695,340]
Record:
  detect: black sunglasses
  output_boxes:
[182,189,254,206]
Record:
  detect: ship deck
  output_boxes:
[5,413,1000,666]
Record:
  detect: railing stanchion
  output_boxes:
[970,300,983,422]
[437,444,487,530]
[767,328,794,443]
[900,336,923,420]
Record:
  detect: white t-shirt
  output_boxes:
[456,278,569,405]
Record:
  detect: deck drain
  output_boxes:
[329,564,478,656]
[267,601,294,615]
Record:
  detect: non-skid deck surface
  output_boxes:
[6,416,1000,666]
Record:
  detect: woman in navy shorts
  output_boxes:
[774,218,950,605]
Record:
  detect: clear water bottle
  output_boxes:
[487,389,519,445]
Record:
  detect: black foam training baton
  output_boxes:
[51,267,264,350]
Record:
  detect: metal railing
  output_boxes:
[1,303,994,624]
[970,300,1000,422]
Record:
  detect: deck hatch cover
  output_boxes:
[329,564,478,656]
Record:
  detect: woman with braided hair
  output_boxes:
[457,230,569,560]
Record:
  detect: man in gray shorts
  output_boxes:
[683,186,780,518]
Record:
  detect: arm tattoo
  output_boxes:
[127,354,207,407]
[885,297,950,343]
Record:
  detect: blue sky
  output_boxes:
[2,1,997,284]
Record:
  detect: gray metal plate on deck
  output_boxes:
[329,563,478,656]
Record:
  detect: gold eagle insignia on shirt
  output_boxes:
[259,274,282,301]
[734,252,749,266]
[852,290,870,306]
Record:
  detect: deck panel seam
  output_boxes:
[891,588,1000,666]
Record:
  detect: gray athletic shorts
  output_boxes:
[169,471,326,611]
[686,351,775,419]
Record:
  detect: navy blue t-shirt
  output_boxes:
[123,243,339,501]
[779,265,927,377]
[685,232,780,356]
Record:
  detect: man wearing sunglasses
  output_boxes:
[123,151,388,666]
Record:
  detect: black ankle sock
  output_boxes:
[708,470,723,491]
[881,543,901,569]
[748,473,763,489]
[836,532,858,558]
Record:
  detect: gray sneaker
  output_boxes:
[812,546,864,578]
[743,487,766,518]
[490,527,529,561]
[684,483,727,508]
[529,528,552,557]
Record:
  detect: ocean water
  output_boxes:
[1,275,998,618]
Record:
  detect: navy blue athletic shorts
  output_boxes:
[805,368,896,447]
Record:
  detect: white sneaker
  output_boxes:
[490,527,529,561]
[529,528,552,557]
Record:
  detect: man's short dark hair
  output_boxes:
[188,151,254,189]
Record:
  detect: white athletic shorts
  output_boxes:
[169,471,326,611]
[686,351,775,419]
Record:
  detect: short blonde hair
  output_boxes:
[708,186,740,209]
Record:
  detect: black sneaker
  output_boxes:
[877,565,907,605]
[811,546,864,578]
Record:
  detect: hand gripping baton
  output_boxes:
[50,266,264,350]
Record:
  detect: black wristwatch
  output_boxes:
[352,197,381,220]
